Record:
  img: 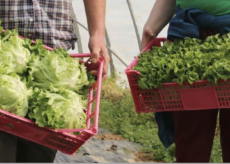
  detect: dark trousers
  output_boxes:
[0,131,57,162]
[173,109,230,162]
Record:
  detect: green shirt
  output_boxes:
[176,0,230,16]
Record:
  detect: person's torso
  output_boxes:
[176,0,230,16]
[0,0,77,50]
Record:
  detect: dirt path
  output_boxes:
[54,128,148,163]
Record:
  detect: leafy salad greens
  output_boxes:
[0,22,95,131]
[133,33,230,89]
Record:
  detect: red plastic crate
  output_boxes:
[125,38,230,114]
[0,50,104,155]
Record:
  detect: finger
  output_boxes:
[141,29,155,50]
[101,49,110,69]
[90,48,100,63]
[102,74,107,81]
[90,70,98,76]
[141,34,155,50]
[141,36,152,50]
[102,55,109,76]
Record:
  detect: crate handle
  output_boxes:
[56,56,104,134]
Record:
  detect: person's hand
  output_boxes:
[141,26,157,51]
[88,34,110,80]
[140,0,176,51]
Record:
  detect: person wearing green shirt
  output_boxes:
[141,0,230,163]
[177,0,230,16]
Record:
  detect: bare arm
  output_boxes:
[141,0,176,50]
[83,0,109,80]
[84,0,105,37]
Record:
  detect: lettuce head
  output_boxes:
[27,40,90,93]
[0,74,29,117]
[0,29,30,74]
[28,87,87,130]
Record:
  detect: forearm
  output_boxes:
[83,0,106,38]
[145,0,176,36]
[83,0,109,79]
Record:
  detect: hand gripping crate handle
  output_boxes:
[56,54,104,133]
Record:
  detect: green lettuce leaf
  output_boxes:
[133,32,230,89]
[28,87,87,130]
[0,74,29,117]
[0,29,30,74]
[27,40,90,93]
